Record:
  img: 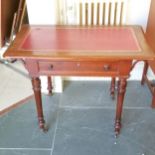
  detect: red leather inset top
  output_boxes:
[20,27,141,52]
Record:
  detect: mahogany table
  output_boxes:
[4,25,154,135]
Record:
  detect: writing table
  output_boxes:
[4,25,154,135]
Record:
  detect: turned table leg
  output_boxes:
[110,77,116,99]
[31,77,47,132]
[47,76,52,95]
[141,61,148,85]
[151,90,155,108]
[115,78,127,136]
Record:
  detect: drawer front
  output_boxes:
[38,61,119,76]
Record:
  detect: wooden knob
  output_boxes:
[103,64,110,71]
[49,64,53,70]
[77,63,80,67]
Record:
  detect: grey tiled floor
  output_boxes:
[0,81,155,155]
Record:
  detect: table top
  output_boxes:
[4,25,154,61]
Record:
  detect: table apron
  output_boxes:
[24,59,132,78]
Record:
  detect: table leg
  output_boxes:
[151,90,155,108]
[31,77,47,132]
[115,78,127,136]
[110,77,115,99]
[47,76,52,95]
[141,61,148,85]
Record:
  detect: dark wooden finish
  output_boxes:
[39,60,119,76]
[0,0,28,47]
[0,0,19,47]
[31,77,47,132]
[9,13,17,43]
[110,77,115,99]
[141,61,148,85]
[152,91,155,108]
[4,25,154,135]
[141,0,155,108]
[47,76,52,94]
[115,78,127,135]
[31,77,44,128]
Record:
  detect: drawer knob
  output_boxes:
[77,63,80,67]
[49,64,53,70]
[103,64,110,71]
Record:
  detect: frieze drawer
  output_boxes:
[38,61,119,76]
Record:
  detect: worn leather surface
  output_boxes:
[20,27,140,52]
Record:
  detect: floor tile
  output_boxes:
[60,81,115,107]
[124,81,152,107]
[121,109,155,153]
[60,81,151,108]
[52,108,155,155]
[0,81,154,155]
[0,94,60,148]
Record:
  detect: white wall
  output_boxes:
[26,0,151,30]
[126,0,151,31]
[26,0,57,25]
